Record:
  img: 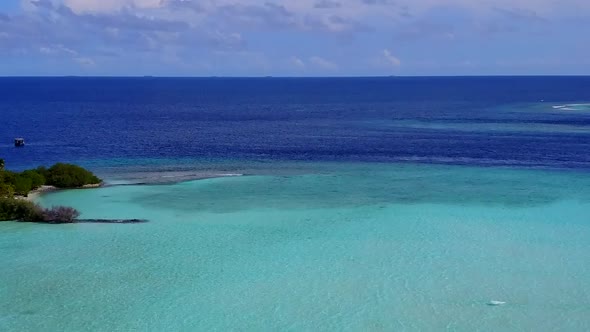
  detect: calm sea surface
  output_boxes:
[1,76,590,171]
[1,77,590,330]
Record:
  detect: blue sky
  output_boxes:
[0,0,589,76]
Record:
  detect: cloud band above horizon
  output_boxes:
[0,0,588,76]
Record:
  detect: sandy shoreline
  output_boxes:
[19,174,242,203]
[20,183,102,202]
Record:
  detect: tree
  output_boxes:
[36,166,49,179]
[45,163,101,188]
[0,159,4,171]
[20,170,45,189]
[0,198,43,221]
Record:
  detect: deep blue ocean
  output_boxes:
[1,76,590,171]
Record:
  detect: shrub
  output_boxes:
[0,198,80,223]
[23,203,45,222]
[42,206,80,223]
[45,163,101,188]
[0,198,44,222]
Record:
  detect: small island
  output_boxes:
[0,159,102,223]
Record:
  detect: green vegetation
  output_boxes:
[44,163,101,188]
[0,183,14,197]
[0,198,43,222]
[22,170,45,189]
[0,198,80,223]
[0,160,101,197]
[0,159,99,222]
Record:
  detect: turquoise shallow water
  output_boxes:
[2,163,590,331]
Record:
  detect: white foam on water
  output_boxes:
[215,173,244,177]
[552,103,590,111]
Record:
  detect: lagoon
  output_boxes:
[1,163,590,330]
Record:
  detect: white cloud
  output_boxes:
[38,44,79,58]
[35,43,95,67]
[62,0,162,13]
[8,0,589,75]
[290,56,306,69]
[33,0,590,17]
[309,56,338,70]
[74,57,96,66]
[382,49,401,67]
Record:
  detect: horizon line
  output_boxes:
[1,74,589,79]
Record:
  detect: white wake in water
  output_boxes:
[552,103,590,111]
